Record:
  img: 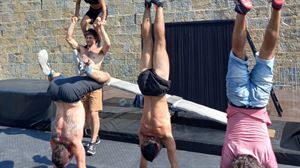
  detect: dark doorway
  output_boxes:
[166,20,234,112]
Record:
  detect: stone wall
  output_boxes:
[0,0,299,86]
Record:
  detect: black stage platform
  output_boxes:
[101,97,300,166]
[0,126,298,168]
[0,79,300,167]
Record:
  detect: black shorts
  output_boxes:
[47,76,103,103]
[85,7,108,24]
[137,69,171,96]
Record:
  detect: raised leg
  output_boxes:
[231,13,248,60]
[38,49,60,81]
[152,6,169,80]
[259,8,282,60]
[81,15,92,35]
[139,6,153,73]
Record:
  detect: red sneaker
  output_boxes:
[234,0,253,15]
[272,0,284,10]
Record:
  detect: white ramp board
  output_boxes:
[108,77,227,125]
[170,98,227,124]
[108,78,142,95]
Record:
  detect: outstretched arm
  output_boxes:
[95,23,111,55]
[139,132,148,168]
[66,16,80,50]
[163,135,178,168]
[140,155,148,168]
[75,0,81,18]
[71,141,86,168]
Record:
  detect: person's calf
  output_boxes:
[90,112,100,143]
[80,20,88,35]
[85,65,111,84]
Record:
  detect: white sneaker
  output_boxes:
[38,49,52,76]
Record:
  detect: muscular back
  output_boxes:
[140,96,171,138]
[52,102,85,144]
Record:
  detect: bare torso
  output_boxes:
[140,96,171,139]
[52,102,85,144]
[79,45,105,70]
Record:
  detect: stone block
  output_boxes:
[8,53,23,63]
[42,0,57,10]
[107,5,118,15]
[117,2,135,15]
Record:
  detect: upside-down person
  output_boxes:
[38,48,110,167]
[138,0,177,168]
[221,0,284,167]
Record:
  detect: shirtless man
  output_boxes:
[137,1,177,168]
[66,16,111,155]
[50,99,86,168]
[38,49,110,168]
[221,0,284,167]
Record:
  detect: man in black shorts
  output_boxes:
[137,1,177,168]
[38,49,110,168]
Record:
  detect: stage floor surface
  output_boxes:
[0,126,298,168]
